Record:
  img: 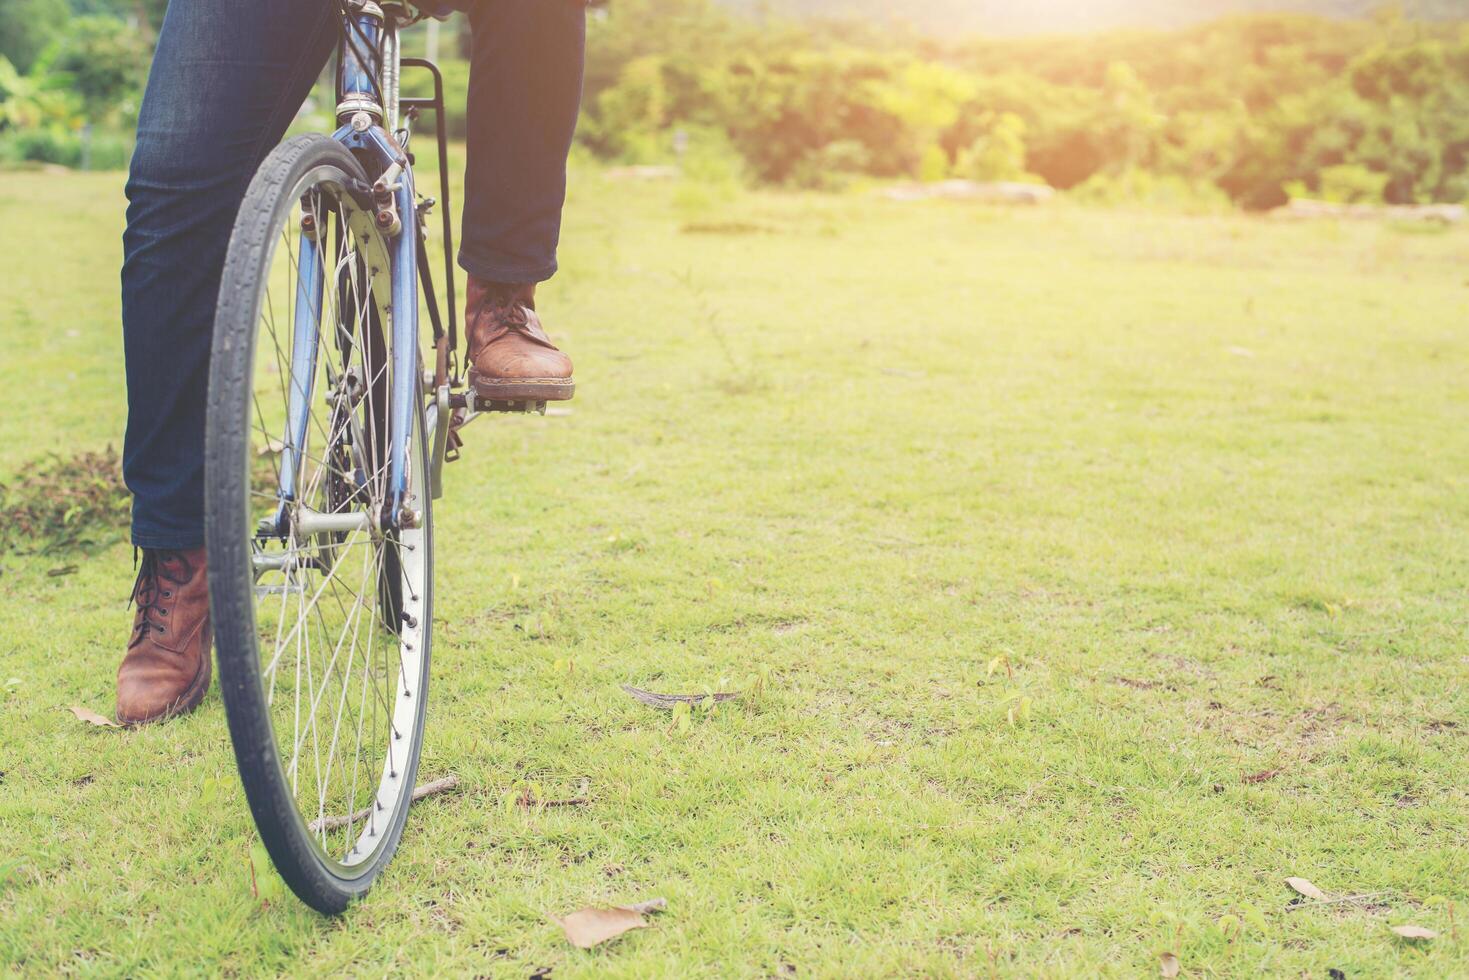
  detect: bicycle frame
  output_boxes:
[278,0,460,537]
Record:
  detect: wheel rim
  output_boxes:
[242,165,428,876]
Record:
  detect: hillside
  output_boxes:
[724,0,1460,34]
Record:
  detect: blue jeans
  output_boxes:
[121,0,585,550]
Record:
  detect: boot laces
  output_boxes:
[474,291,531,331]
[128,549,193,648]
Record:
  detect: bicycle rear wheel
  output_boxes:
[205,134,433,914]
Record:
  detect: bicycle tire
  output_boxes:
[205,134,434,914]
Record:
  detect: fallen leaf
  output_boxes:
[555,906,649,949]
[1242,768,1283,784]
[1160,951,1180,977]
[47,565,79,578]
[1285,877,1327,901]
[67,705,120,728]
[1391,925,1437,940]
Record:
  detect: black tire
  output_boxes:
[205,134,433,915]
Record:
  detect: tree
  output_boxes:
[0,0,68,74]
[0,55,79,131]
[34,15,147,123]
[956,112,1030,183]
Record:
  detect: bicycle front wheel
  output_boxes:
[205,135,433,914]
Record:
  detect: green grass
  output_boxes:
[2,165,1468,977]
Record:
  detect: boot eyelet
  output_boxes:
[162,590,172,598]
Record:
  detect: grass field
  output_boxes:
[2,165,1468,977]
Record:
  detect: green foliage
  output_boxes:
[5,0,1469,206]
[577,5,1469,208]
[671,125,746,221]
[787,138,870,191]
[0,56,79,132]
[955,111,1031,182]
[1071,167,1234,213]
[402,56,470,140]
[580,55,670,161]
[1285,163,1392,203]
[35,15,147,124]
[0,0,68,74]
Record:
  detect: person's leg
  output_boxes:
[117,0,337,725]
[459,0,586,284]
[459,0,586,403]
[121,0,338,551]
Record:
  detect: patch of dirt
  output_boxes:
[0,447,129,555]
[1149,652,1216,678]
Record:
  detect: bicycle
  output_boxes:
[205,0,533,914]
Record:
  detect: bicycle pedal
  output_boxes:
[473,397,547,416]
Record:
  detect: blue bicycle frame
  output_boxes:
[276,0,459,534]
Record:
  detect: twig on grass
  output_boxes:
[621,684,741,710]
[518,778,592,808]
[308,775,460,833]
[625,898,667,915]
[1286,891,1391,911]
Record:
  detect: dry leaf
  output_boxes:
[1391,925,1437,940]
[555,906,649,949]
[1159,951,1181,977]
[67,705,120,728]
[1242,768,1283,784]
[1285,877,1327,901]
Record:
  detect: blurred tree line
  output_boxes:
[576,0,1469,207]
[4,0,1468,209]
[0,0,158,168]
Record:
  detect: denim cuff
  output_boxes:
[131,527,206,551]
[457,248,558,286]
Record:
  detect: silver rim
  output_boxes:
[244,165,428,875]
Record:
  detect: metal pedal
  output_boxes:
[473,397,547,416]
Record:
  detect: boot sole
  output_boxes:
[117,627,214,727]
[468,371,575,403]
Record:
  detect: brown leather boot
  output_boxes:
[465,277,575,402]
[116,547,213,726]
